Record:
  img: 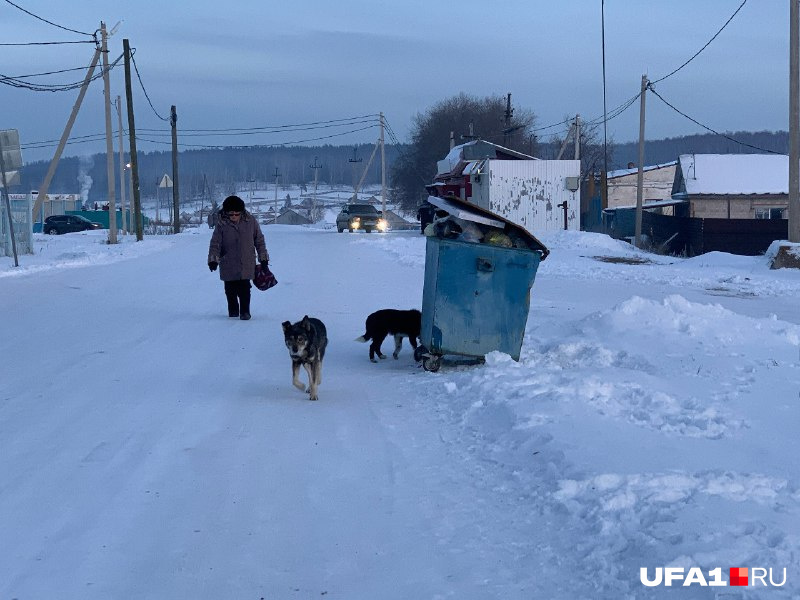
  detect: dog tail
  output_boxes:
[355,333,370,343]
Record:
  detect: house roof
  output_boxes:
[607,161,676,179]
[678,153,791,195]
[437,140,536,177]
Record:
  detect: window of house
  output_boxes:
[755,208,785,220]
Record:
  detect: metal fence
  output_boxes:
[0,192,33,256]
[603,208,789,256]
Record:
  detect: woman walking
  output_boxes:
[207,195,268,320]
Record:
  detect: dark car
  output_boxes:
[336,203,387,233]
[43,214,103,235]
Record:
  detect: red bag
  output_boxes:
[254,263,277,291]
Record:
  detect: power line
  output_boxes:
[0,64,102,79]
[0,40,94,46]
[135,123,379,149]
[2,0,95,37]
[129,49,169,122]
[136,118,379,138]
[531,117,572,133]
[0,52,123,92]
[142,114,381,134]
[650,0,747,85]
[584,92,642,128]
[647,84,783,154]
[21,116,394,151]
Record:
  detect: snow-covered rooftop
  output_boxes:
[607,161,677,179]
[679,153,791,195]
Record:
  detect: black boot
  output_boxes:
[224,285,239,317]
[239,283,251,320]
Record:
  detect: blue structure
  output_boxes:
[418,195,548,372]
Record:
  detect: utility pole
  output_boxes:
[790,0,800,242]
[123,38,143,241]
[201,173,209,219]
[503,93,513,146]
[171,105,180,234]
[380,112,386,215]
[557,115,582,161]
[32,46,101,219]
[116,96,127,234]
[556,121,575,160]
[101,22,117,244]
[273,167,281,209]
[635,74,648,248]
[310,156,322,221]
[348,147,362,201]
[0,136,18,267]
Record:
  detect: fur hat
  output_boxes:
[222,195,245,213]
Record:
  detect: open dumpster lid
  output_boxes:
[427,195,550,260]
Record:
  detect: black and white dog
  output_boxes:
[356,309,421,363]
[282,316,328,401]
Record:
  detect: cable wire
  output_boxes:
[0,63,101,79]
[2,0,94,37]
[531,117,573,133]
[647,84,783,154]
[0,52,123,92]
[651,0,747,85]
[134,123,379,149]
[142,114,381,134]
[136,118,379,138]
[129,49,169,122]
[0,40,94,46]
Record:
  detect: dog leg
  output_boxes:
[304,362,318,400]
[313,359,323,398]
[392,334,403,359]
[371,333,387,361]
[292,360,306,392]
[409,336,420,361]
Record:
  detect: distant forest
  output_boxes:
[16,130,789,203]
[606,130,788,168]
[18,144,403,204]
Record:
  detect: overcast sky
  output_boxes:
[0,0,790,163]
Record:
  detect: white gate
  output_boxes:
[0,192,33,256]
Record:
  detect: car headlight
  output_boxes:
[377,219,388,231]
[351,217,361,228]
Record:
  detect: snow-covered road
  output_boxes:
[1,225,799,598]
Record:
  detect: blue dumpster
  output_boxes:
[418,196,548,372]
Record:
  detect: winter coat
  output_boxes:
[208,210,268,281]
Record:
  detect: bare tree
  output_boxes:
[390,93,538,212]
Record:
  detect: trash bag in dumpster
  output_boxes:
[416,195,548,372]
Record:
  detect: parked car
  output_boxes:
[336,203,388,233]
[43,214,102,235]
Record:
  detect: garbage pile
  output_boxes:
[423,195,549,257]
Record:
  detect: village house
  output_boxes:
[671,153,790,219]
[606,161,678,211]
[428,139,581,232]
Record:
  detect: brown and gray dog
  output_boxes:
[282,316,328,401]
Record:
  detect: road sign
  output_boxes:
[158,174,173,188]
[0,130,22,171]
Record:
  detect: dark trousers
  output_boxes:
[224,279,251,316]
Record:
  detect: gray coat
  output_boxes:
[208,210,268,281]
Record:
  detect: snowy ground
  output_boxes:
[1,222,799,599]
